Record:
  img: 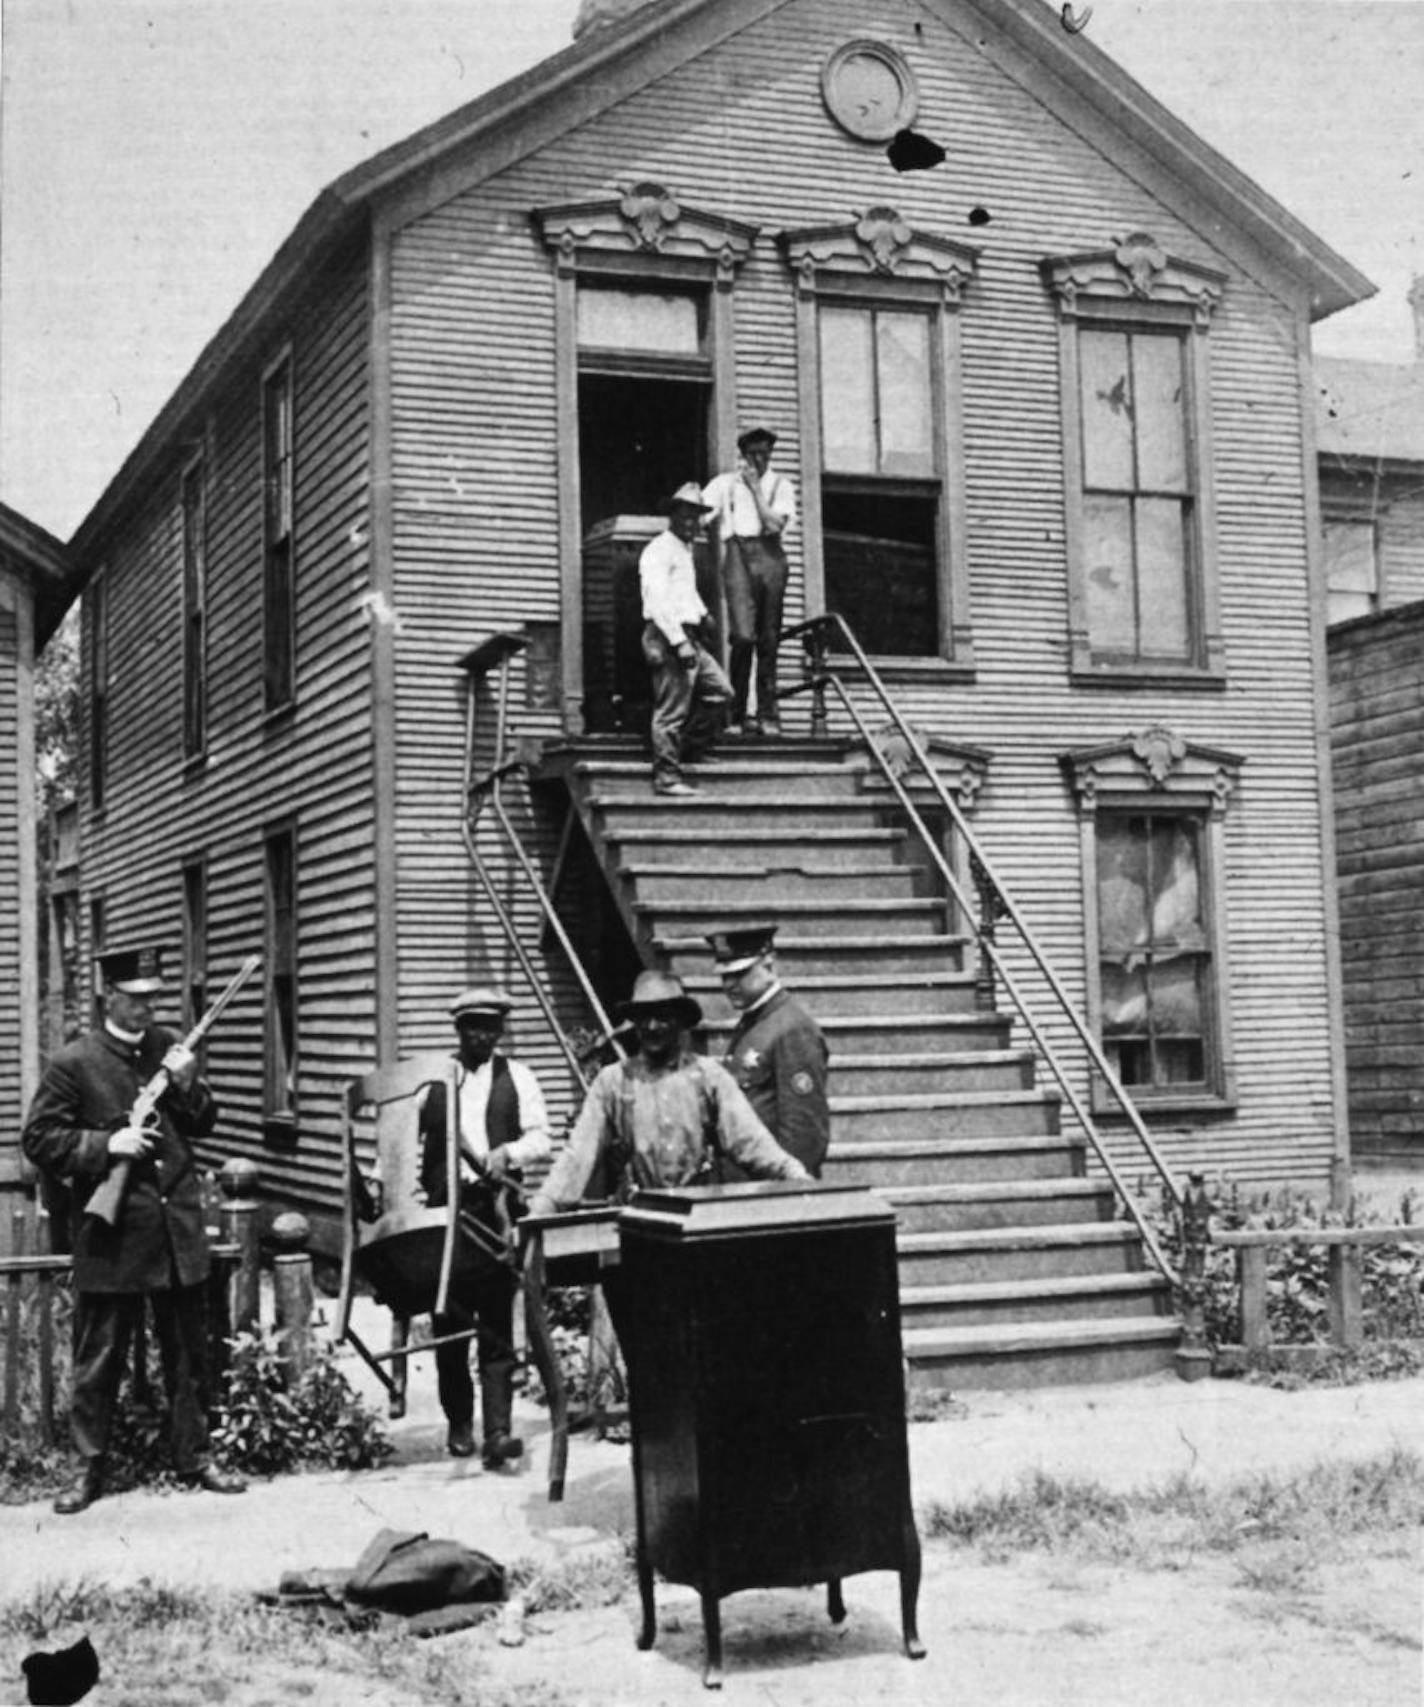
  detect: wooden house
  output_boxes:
[1320,287,1424,1172]
[57,0,1374,1383]
[0,502,73,1252]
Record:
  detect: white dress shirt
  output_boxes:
[639,528,709,646]
[703,467,797,538]
[450,1056,552,1180]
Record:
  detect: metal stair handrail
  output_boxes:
[778,612,1180,1282]
[457,633,626,1095]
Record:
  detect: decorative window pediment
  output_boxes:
[1042,233,1226,324]
[856,724,992,814]
[780,209,979,301]
[1062,726,1244,817]
[534,182,758,282]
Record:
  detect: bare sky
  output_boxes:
[2,0,1421,541]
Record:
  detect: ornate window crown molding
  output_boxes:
[533,182,759,282]
[1061,726,1244,817]
[1041,233,1227,324]
[780,210,979,301]
[856,725,992,814]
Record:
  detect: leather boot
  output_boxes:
[482,1430,524,1470]
[446,1420,477,1458]
[53,1459,105,1516]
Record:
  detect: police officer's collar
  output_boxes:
[104,1021,145,1047]
[744,981,783,1017]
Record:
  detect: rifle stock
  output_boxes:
[85,955,262,1229]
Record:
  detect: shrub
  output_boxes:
[211,1327,394,1475]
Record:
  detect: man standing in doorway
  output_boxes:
[704,426,796,738]
[22,947,247,1514]
[709,924,830,1177]
[639,483,733,797]
[419,986,552,1468]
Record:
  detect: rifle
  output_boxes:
[86,954,262,1228]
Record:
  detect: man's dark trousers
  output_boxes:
[70,1281,211,1470]
[724,536,788,726]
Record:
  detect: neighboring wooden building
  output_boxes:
[1320,280,1424,1171]
[56,0,1372,1306]
[0,502,73,1251]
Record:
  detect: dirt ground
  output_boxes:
[12,1525,1415,1707]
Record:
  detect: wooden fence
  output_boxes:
[0,1158,269,1444]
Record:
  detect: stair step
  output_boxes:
[689,972,980,1017]
[896,1221,1145,1285]
[643,897,950,938]
[825,1048,1036,1095]
[581,760,868,802]
[590,794,895,833]
[903,1316,1181,1391]
[825,1132,1082,1185]
[622,861,925,902]
[876,1176,1108,1231]
[606,826,911,869]
[700,1011,1009,1050]
[832,1088,1061,1142]
[899,1271,1173,1329]
[663,933,966,977]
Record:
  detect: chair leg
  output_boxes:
[826,1577,846,1624]
[700,1592,723,1689]
[389,1315,409,1420]
[900,1503,926,1660]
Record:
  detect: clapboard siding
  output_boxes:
[379,0,1338,1189]
[1328,599,1424,1161]
[0,599,22,1148]
[73,234,378,1210]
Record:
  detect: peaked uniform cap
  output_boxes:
[98,947,165,995]
[449,986,515,1021]
[616,970,702,1027]
[668,481,715,514]
[706,924,777,974]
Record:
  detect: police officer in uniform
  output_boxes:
[708,924,830,1177]
[22,947,247,1513]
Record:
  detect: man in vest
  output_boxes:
[709,923,831,1177]
[22,947,247,1513]
[419,987,552,1466]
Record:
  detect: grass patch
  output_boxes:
[506,1538,635,1614]
[0,1578,571,1707]
[920,1447,1424,1568]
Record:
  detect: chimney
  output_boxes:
[1409,274,1424,364]
[572,0,657,39]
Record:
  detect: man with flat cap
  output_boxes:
[703,427,796,738]
[639,482,734,797]
[22,947,246,1513]
[419,986,552,1466]
[527,970,809,1227]
[709,924,830,1178]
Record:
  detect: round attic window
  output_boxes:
[821,40,919,143]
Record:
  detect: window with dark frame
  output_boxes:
[818,302,940,656]
[1094,810,1213,1093]
[182,460,208,756]
[1322,515,1379,624]
[262,359,295,712]
[263,828,297,1128]
[181,858,208,1058]
[1078,325,1195,664]
[88,574,108,809]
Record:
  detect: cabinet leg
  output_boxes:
[700,1592,723,1690]
[826,1578,846,1624]
[635,1549,656,1651]
[900,1509,926,1660]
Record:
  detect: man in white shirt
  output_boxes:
[418,986,552,1465]
[703,426,796,738]
[639,482,733,796]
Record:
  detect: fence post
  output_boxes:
[271,1211,315,1384]
[1238,1246,1270,1349]
[1327,1241,1363,1350]
[1174,1171,1213,1382]
[219,1158,262,1333]
[3,1205,24,1438]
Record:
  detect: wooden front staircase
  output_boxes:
[536,735,1179,1390]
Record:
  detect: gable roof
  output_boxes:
[0,500,74,648]
[68,0,1374,572]
[1316,356,1424,466]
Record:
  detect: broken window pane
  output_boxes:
[1136,498,1190,657]
[1080,328,1134,490]
[877,311,934,476]
[1133,334,1188,492]
[577,288,702,355]
[820,308,877,473]
[1083,494,1135,653]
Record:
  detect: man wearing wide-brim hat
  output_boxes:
[638,483,734,797]
[22,947,246,1512]
[528,969,809,1222]
[418,986,552,1466]
[702,426,796,738]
